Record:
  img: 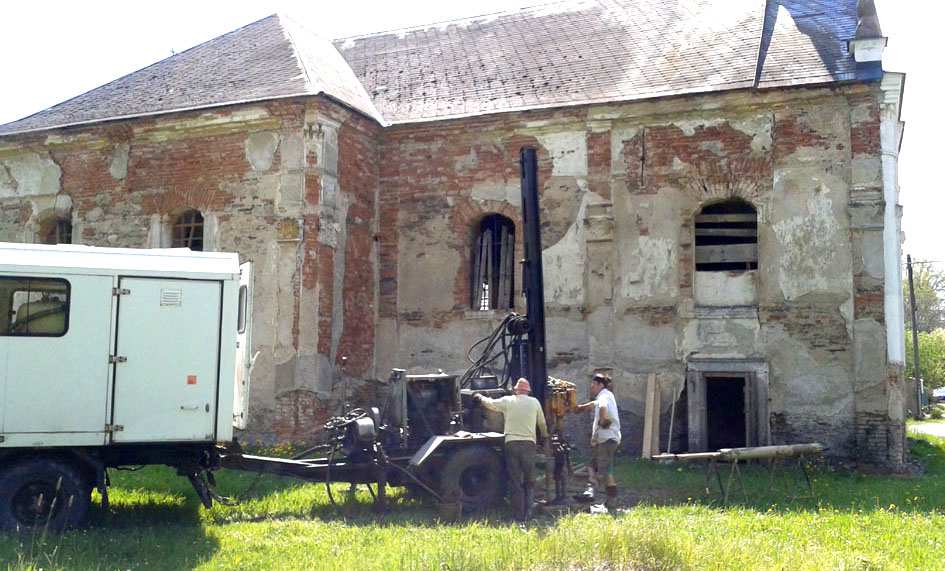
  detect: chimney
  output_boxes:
[848,0,887,63]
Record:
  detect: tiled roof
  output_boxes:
[338,0,879,123]
[0,15,382,135]
[0,0,880,135]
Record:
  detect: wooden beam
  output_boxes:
[695,244,757,264]
[642,373,660,459]
[695,214,757,223]
[694,228,758,238]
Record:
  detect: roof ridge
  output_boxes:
[276,13,318,94]
[277,13,387,123]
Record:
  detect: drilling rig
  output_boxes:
[220,147,577,513]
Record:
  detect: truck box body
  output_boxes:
[0,242,252,448]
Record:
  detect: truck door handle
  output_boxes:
[180,405,200,411]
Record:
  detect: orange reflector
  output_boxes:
[187,375,197,385]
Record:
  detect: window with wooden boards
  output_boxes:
[694,200,758,272]
[471,214,515,311]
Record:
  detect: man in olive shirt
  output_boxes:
[474,377,549,521]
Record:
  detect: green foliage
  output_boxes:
[9,437,945,570]
[904,264,945,333]
[905,328,945,389]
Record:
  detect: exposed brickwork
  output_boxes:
[0,83,906,469]
[335,113,380,373]
[761,304,851,353]
[773,110,833,159]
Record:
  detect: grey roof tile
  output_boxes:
[0,0,878,135]
[0,14,381,135]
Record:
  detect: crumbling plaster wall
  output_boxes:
[380,83,903,467]
[0,96,380,444]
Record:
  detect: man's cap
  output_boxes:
[514,378,531,392]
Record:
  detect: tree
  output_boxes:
[903,264,945,333]
[905,329,945,390]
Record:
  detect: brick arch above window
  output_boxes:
[450,200,523,312]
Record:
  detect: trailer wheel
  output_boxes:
[0,458,91,532]
[439,446,503,510]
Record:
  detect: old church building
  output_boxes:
[0,0,907,468]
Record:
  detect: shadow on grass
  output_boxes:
[612,433,945,516]
[28,432,945,543]
[0,508,220,570]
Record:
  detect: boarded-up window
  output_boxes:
[694,200,757,272]
[471,214,515,311]
[172,210,204,251]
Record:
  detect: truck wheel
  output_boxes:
[439,446,503,510]
[0,459,91,532]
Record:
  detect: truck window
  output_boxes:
[237,285,248,333]
[1,277,70,337]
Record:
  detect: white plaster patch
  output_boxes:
[470,181,520,207]
[695,271,757,306]
[609,126,640,173]
[773,191,846,300]
[536,131,587,177]
[669,117,723,136]
[454,148,478,172]
[0,152,61,198]
[245,132,281,171]
[542,209,585,306]
[621,236,677,301]
[730,115,773,154]
[109,143,130,180]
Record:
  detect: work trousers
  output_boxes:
[505,440,536,520]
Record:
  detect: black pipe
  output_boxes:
[520,147,548,406]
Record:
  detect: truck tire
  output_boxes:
[439,446,504,511]
[0,458,91,532]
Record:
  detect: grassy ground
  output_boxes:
[5,436,945,570]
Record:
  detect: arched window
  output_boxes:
[172,210,204,251]
[39,219,72,245]
[694,199,757,272]
[471,214,515,311]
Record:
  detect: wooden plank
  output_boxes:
[496,227,510,310]
[641,373,660,459]
[481,231,492,309]
[695,244,757,264]
[687,371,707,452]
[694,228,758,238]
[694,214,757,223]
[471,232,483,308]
[744,373,756,448]
[504,228,515,307]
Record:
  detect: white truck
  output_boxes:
[0,242,253,530]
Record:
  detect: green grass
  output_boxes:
[6,437,945,570]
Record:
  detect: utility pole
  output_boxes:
[907,254,923,419]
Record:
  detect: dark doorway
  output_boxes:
[706,376,746,450]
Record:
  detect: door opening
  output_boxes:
[706,376,746,450]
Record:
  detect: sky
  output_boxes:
[0,0,940,270]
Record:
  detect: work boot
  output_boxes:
[605,485,618,510]
[573,484,595,503]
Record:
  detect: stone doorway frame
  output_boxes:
[686,358,770,452]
